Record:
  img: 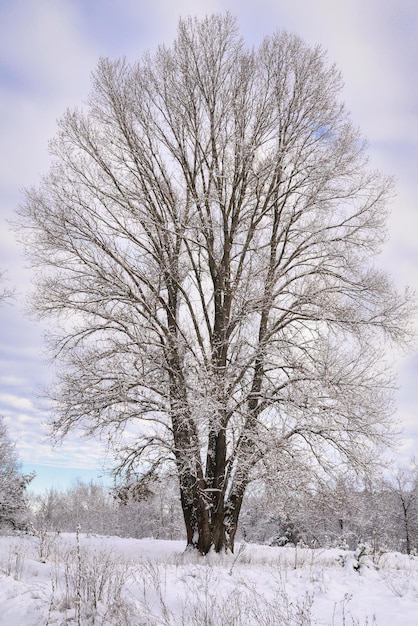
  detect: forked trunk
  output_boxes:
[180,480,245,554]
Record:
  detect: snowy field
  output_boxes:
[1,532,418,625]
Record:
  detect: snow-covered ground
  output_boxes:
[0,532,418,625]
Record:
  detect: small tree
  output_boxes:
[386,465,418,554]
[0,417,34,529]
[17,14,413,553]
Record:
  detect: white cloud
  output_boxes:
[1,0,94,93]
[0,1,98,193]
[0,394,34,412]
[0,376,26,387]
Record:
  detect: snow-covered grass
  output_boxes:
[1,531,418,625]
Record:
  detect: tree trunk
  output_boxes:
[401,500,411,555]
[179,493,241,554]
[177,424,245,554]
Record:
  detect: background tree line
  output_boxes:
[24,467,418,557]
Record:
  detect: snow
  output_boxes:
[0,532,418,625]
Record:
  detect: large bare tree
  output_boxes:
[17,15,412,553]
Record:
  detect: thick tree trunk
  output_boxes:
[178,468,231,554]
[177,443,246,554]
[180,487,212,553]
[178,463,248,554]
[180,497,239,554]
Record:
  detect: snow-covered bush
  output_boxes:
[0,416,33,530]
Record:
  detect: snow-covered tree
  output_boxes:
[384,465,418,554]
[0,417,33,529]
[17,14,413,553]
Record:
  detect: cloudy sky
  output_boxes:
[1,0,417,493]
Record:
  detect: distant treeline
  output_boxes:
[25,468,418,556]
